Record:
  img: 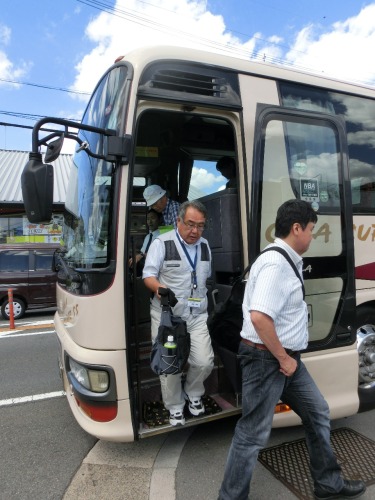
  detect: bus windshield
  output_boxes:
[62,64,130,268]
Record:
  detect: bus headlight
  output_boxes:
[69,359,109,393]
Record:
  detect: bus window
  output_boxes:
[258,111,350,344]
[279,82,375,215]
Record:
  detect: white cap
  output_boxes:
[143,185,166,206]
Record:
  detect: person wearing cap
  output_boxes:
[143,185,180,229]
[216,156,237,189]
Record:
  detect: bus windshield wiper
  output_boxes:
[53,248,82,290]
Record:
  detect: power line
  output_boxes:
[0,78,91,96]
[0,111,81,123]
[76,0,310,63]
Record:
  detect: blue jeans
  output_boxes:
[219,342,344,500]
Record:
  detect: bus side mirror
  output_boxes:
[44,134,64,163]
[21,153,54,223]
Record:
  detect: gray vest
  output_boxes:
[150,231,211,319]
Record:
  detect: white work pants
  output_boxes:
[151,308,214,412]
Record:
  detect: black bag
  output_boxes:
[207,246,305,354]
[207,265,250,353]
[150,288,190,375]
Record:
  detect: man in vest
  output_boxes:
[143,200,214,426]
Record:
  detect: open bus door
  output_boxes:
[250,105,358,423]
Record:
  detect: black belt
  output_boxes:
[241,338,299,357]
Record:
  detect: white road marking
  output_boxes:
[0,330,55,338]
[0,390,65,407]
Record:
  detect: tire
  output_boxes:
[1,298,26,320]
[354,306,375,385]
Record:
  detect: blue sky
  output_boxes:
[1,0,375,155]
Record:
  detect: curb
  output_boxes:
[63,427,194,500]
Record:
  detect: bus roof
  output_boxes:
[117,45,375,98]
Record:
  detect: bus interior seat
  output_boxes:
[199,188,243,395]
[199,188,241,309]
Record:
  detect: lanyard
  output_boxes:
[176,232,198,291]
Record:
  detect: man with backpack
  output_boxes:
[219,199,365,500]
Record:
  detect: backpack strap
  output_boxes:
[260,247,305,299]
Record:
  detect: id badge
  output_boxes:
[188,297,202,309]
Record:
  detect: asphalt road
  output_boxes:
[2,309,375,500]
[0,310,97,500]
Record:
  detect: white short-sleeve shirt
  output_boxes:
[241,239,308,351]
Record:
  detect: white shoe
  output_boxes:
[169,410,186,426]
[185,394,205,416]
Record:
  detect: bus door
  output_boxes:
[250,105,358,420]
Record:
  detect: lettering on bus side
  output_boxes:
[61,297,79,324]
[265,223,331,244]
[265,223,375,243]
[353,224,375,242]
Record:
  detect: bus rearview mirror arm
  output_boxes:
[22,117,133,223]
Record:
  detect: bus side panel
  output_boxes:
[273,348,359,427]
[55,312,134,441]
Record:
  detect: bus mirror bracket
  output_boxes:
[22,117,131,223]
[104,134,133,164]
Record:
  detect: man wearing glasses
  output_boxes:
[143,200,214,426]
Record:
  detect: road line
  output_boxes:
[0,330,55,338]
[0,322,54,333]
[0,390,65,407]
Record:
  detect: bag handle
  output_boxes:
[259,247,305,299]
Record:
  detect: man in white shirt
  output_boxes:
[219,199,365,500]
[143,200,214,426]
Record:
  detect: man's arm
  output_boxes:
[250,310,297,377]
[143,276,166,298]
[142,238,167,299]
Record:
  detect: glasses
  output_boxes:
[181,220,206,232]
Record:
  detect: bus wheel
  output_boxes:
[1,298,26,320]
[355,306,375,385]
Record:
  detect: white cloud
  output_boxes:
[285,4,375,85]
[70,1,375,101]
[70,0,259,97]
[0,51,30,86]
[191,166,223,189]
[0,24,11,45]
[0,23,31,85]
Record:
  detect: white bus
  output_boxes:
[22,46,375,441]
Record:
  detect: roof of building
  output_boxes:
[0,149,207,206]
[0,149,72,204]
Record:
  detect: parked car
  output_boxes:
[0,243,59,320]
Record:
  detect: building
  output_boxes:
[0,150,72,244]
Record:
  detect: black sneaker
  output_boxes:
[314,479,366,499]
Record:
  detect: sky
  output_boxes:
[1,0,375,157]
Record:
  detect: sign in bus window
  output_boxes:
[300,178,319,204]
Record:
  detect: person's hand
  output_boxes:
[128,253,142,268]
[279,355,297,377]
[156,285,167,299]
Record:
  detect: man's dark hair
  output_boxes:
[179,200,207,220]
[275,199,318,238]
[216,156,236,172]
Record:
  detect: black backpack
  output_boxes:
[207,247,304,354]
